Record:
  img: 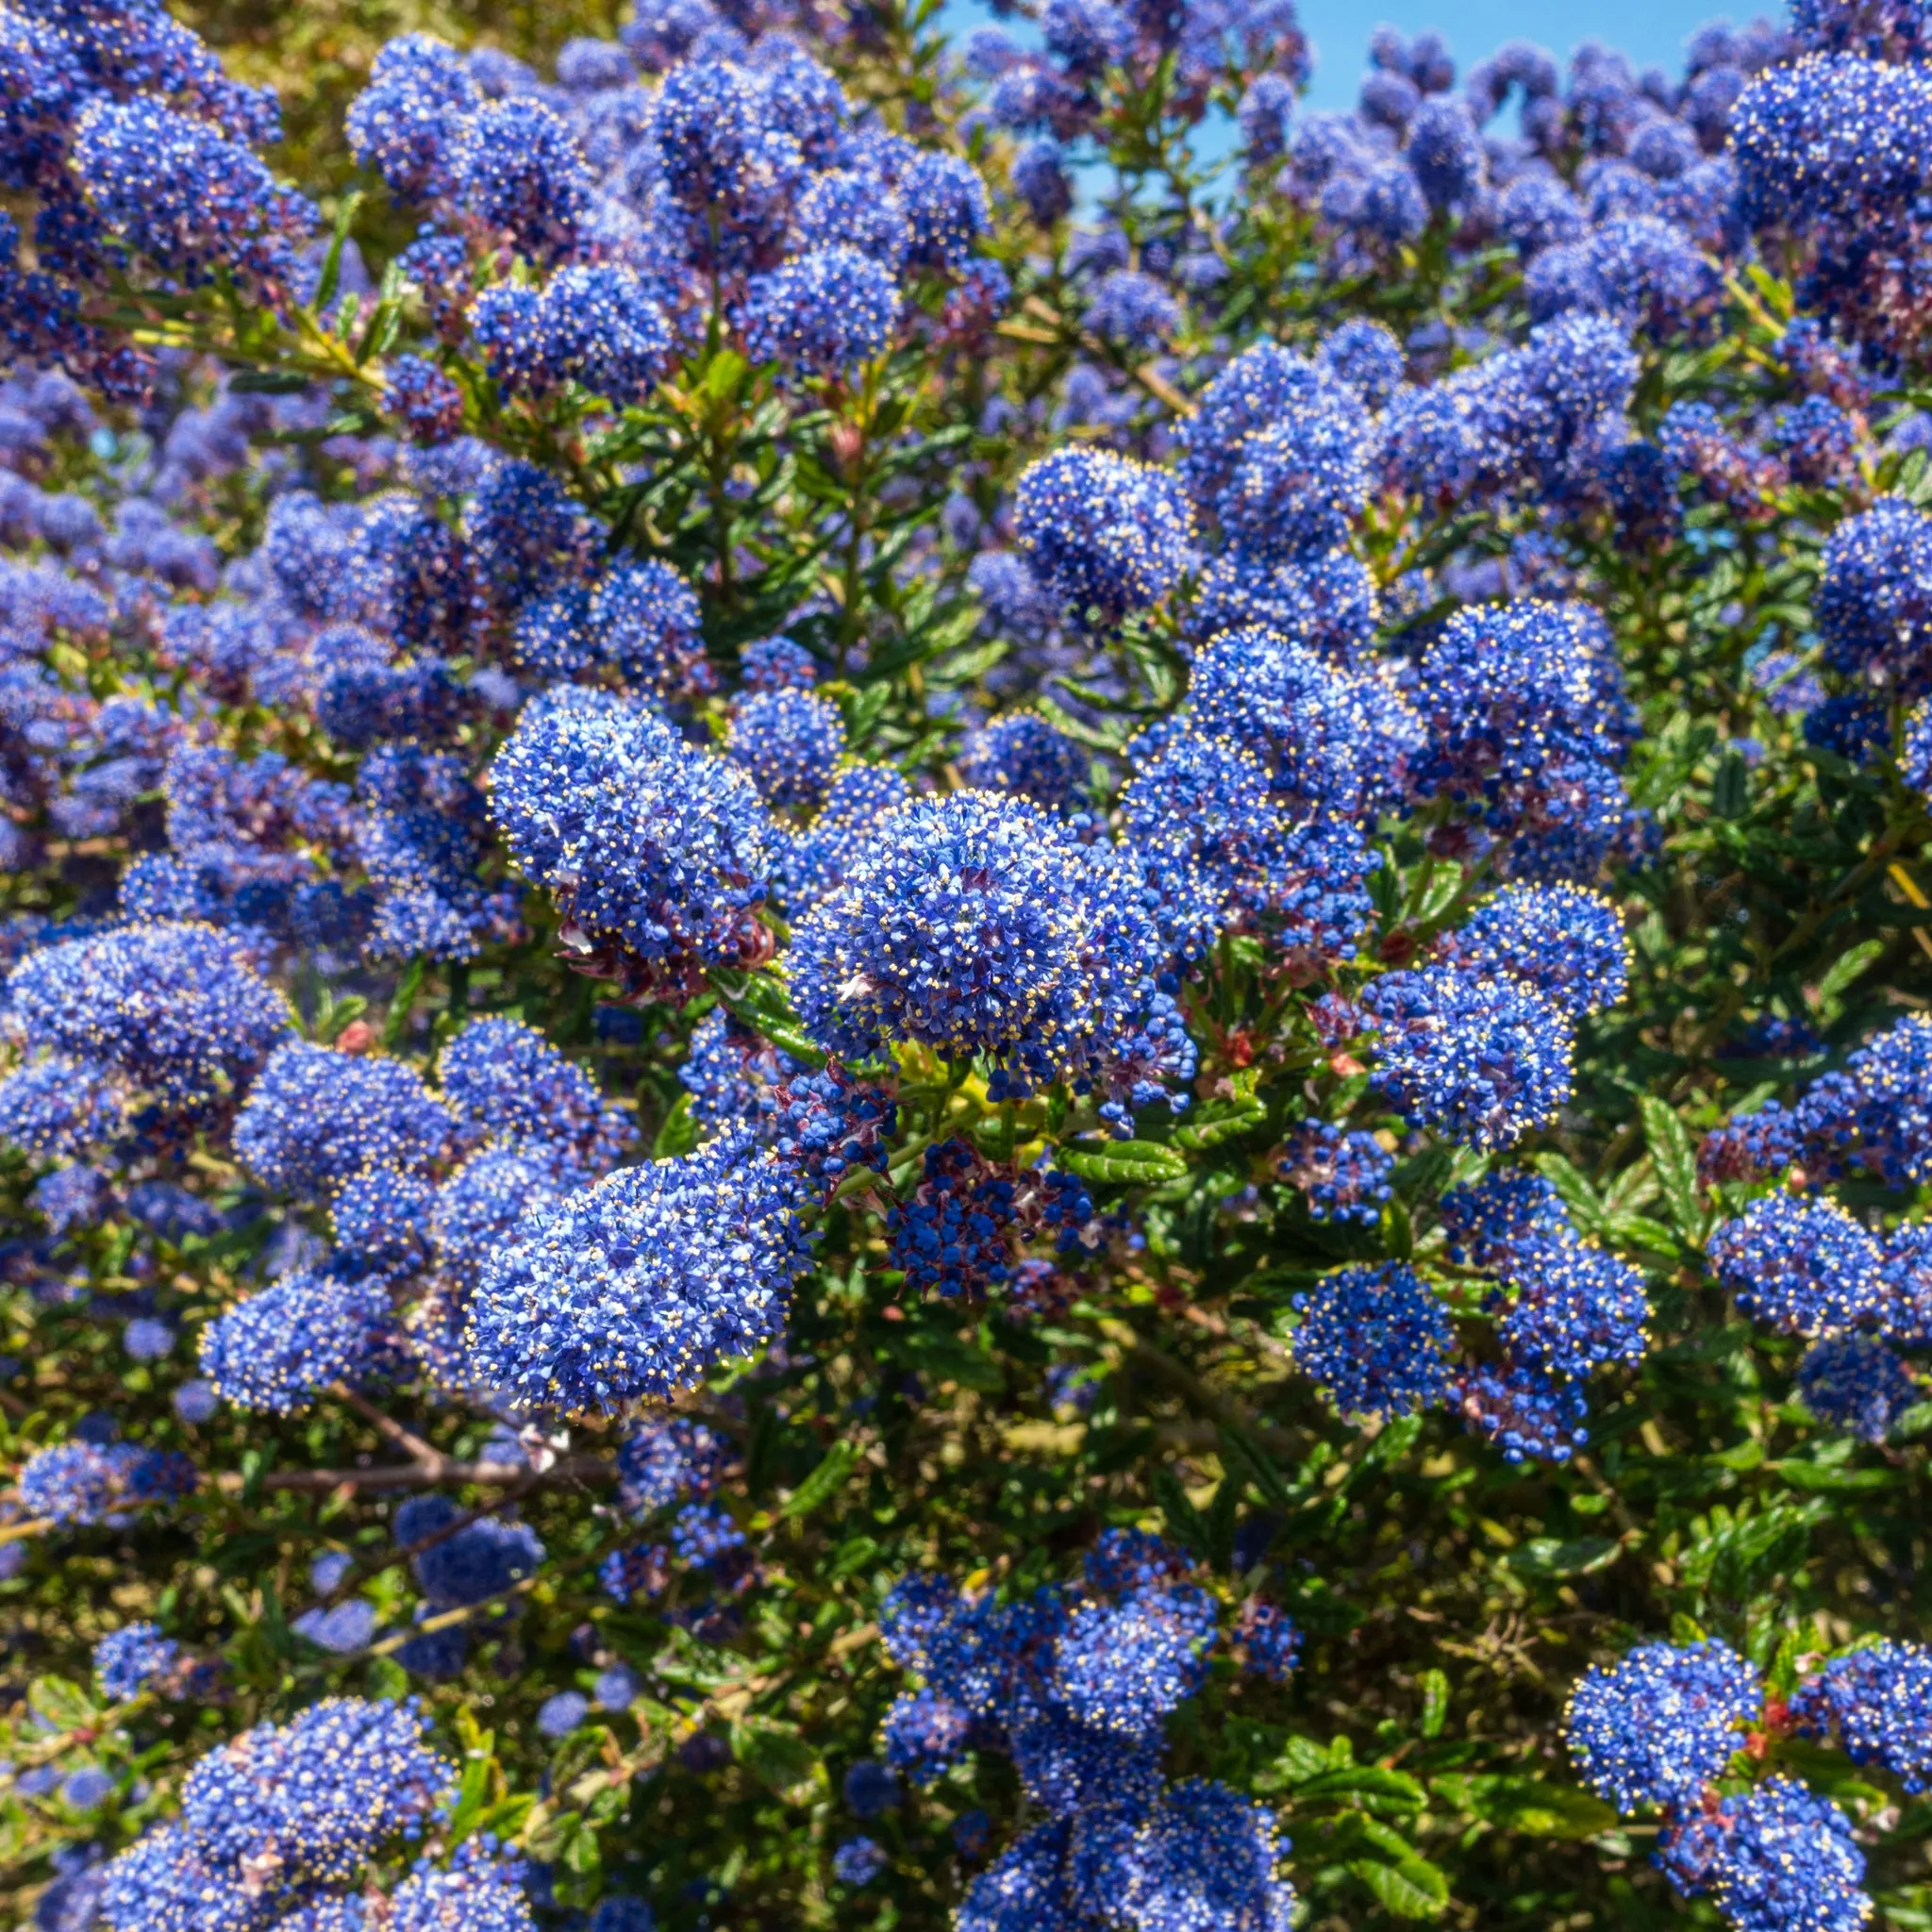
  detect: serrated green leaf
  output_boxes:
[1174,1097,1267,1151]
[1351,1855,1449,1919]
[1058,1141,1189,1185]
[778,1441,858,1520]
[1639,1094,1703,1239]
[730,1717,819,1804]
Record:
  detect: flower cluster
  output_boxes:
[881,1535,1300,1930]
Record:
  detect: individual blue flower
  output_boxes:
[780,759,913,910]
[1111,1779,1297,1932]
[1706,1193,1886,1336]
[844,1759,900,1817]
[790,791,1171,1099]
[1051,1583,1217,1739]
[1191,546,1378,665]
[1187,627,1418,819]
[388,1839,534,1932]
[1405,95,1483,208]
[345,32,479,200]
[1815,496,1932,695]
[452,96,591,260]
[957,1821,1072,1932]
[617,1416,729,1517]
[71,98,314,294]
[1317,317,1403,407]
[881,1684,973,1782]
[1013,446,1194,626]
[1291,1261,1455,1420]
[404,1501,544,1608]
[898,150,989,272]
[1491,1232,1648,1378]
[461,1131,812,1413]
[1676,1777,1870,1932]
[792,167,911,264]
[1457,1360,1590,1463]
[590,558,712,701]
[1564,1638,1761,1811]
[741,634,817,691]
[1011,137,1074,224]
[0,1056,125,1158]
[439,1016,633,1174]
[1179,342,1374,561]
[1085,269,1179,354]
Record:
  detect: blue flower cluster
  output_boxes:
[461,1130,812,1413]
[879,1534,1300,1931]
[491,686,774,995]
[98,1696,455,1929]
[92,1620,181,1699]
[1563,1631,1932,1931]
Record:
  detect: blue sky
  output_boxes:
[1295,0,1734,108]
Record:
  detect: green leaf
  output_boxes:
[1174,1095,1267,1151]
[1350,1855,1449,1919]
[653,1092,702,1160]
[778,1441,858,1520]
[1420,1668,1449,1740]
[894,1329,1004,1394]
[1813,939,1884,1018]
[382,958,425,1049]
[1292,1764,1427,1812]
[313,190,365,313]
[1529,1153,1605,1234]
[1602,1210,1687,1257]
[1500,1536,1621,1577]
[1204,1471,1240,1574]
[27,1674,95,1730]
[1217,1423,1298,1515]
[840,680,891,747]
[1058,1141,1189,1185]
[226,369,312,395]
[730,1717,819,1804]
[926,638,1008,685]
[1152,1464,1208,1557]
[1432,1774,1617,1839]
[1764,1458,1898,1493]
[1639,1094,1703,1239]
